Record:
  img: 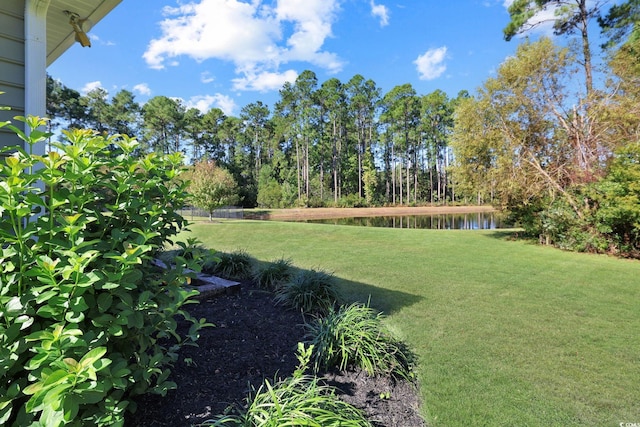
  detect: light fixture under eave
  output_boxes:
[64,10,91,48]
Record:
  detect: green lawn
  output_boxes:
[183,219,640,426]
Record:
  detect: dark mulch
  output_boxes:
[125,281,426,427]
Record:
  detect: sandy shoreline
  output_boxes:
[246,205,495,220]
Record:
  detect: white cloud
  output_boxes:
[414,47,448,80]
[370,0,389,27]
[232,69,299,92]
[185,94,237,116]
[81,80,104,94]
[89,34,115,46]
[143,0,344,91]
[274,0,343,71]
[201,71,215,84]
[133,83,152,96]
[143,1,279,69]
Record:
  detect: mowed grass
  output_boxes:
[184,219,640,426]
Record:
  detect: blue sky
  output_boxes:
[46,0,608,116]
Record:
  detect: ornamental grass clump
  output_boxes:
[203,250,253,280]
[203,344,373,427]
[304,303,414,379]
[274,268,341,315]
[252,257,294,291]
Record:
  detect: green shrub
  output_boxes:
[274,269,341,315]
[304,303,414,379]
[539,202,580,246]
[203,250,253,280]
[252,258,294,291]
[0,117,208,426]
[590,141,640,255]
[203,344,373,427]
[256,177,283,208]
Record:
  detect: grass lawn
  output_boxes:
[183,219,640,426]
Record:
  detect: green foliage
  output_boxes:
[334,194,368,208]
[590,141,640,254]
[362,165,378,206]
[304,303,413,379]
[256,179,283,208]
[174,237,220,264]
[142,95,185,154]
[256,166,282,209]
[274,269,341,315]
[203,250,254,280]
[536,199,607,252]
[0,117,206,426]
[252,258,294,291]
[598,0,640,50]
[203,343,373,427]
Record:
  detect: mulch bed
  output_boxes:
[124,281,426,427]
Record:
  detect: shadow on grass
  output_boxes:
[235,258,424,317]
[243,209,272,219]
[160,245,424,318]
[481,229,534,243]
[336,277,423,316]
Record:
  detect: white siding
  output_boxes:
[0,1,25,149]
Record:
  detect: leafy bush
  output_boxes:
[203,344,373,427]
[538,202,580,246]
[0,117,208,426]
[304,303,414,379]
[251,258,294,291]
[274,269,341,315]
[203,250,254,280]
[256,179,283,208]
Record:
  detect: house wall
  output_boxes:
[0,1,26,149]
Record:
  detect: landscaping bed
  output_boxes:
[125,280,425,427]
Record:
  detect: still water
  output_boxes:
[292,212,510,230]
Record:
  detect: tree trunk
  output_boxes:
[305,137,310,199]
[295,138,301,200]
[578,0,593,96]
[399,160,403,205]
[406,160,410,204]
[392,144,396,204]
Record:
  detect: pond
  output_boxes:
[288,211,511,230]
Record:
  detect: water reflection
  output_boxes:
[294,212,510,230]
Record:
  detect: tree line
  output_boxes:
[47,72,464,209]
[46,0,640,255]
